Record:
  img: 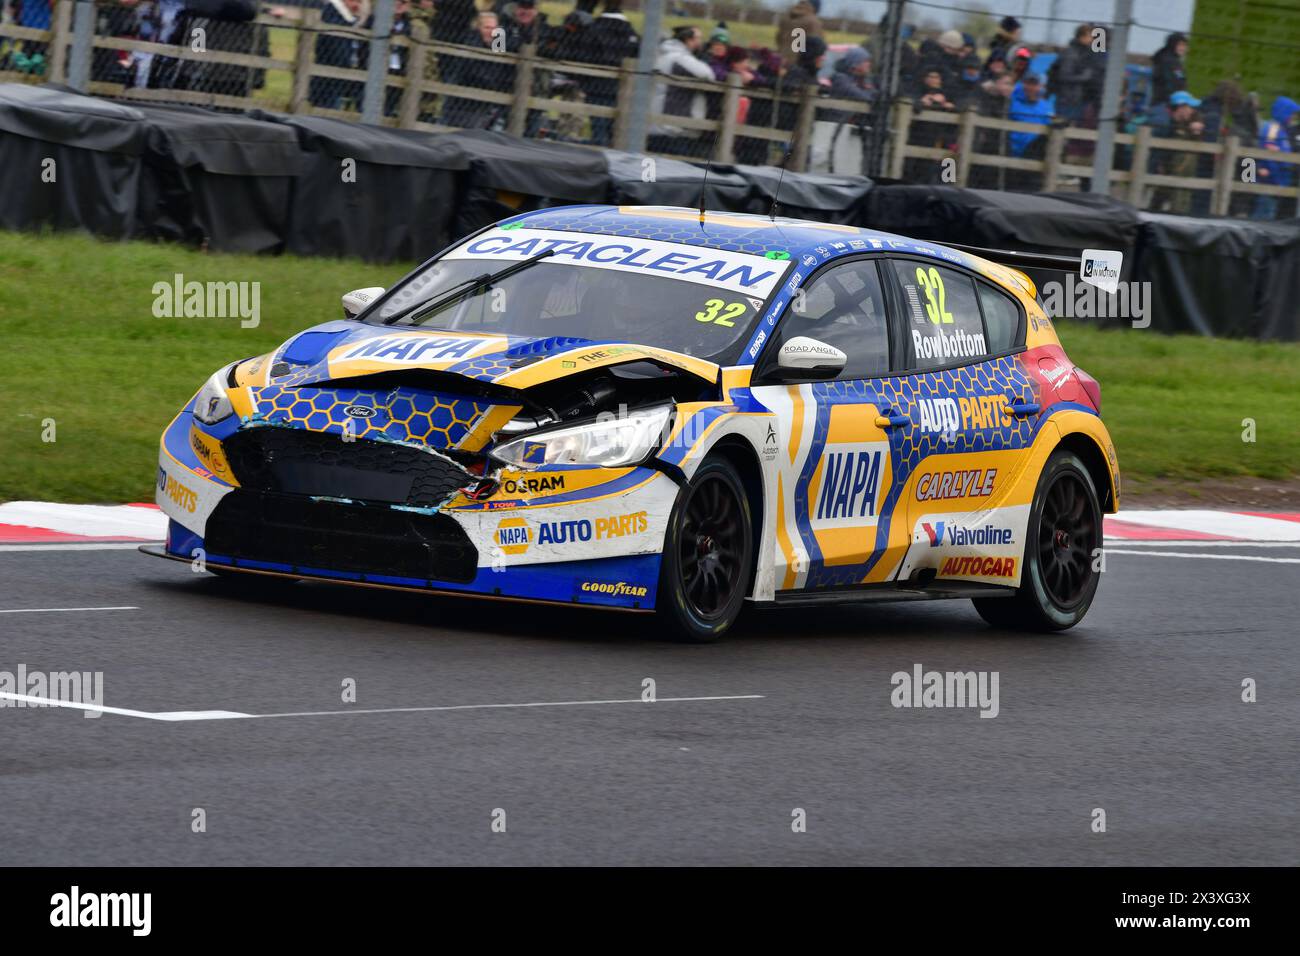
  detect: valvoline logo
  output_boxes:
[922,521,1014,547]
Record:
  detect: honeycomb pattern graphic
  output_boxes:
[785,354,1041,588]
[249,384,495,451]
[445,351,519,381]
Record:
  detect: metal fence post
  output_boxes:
[867,0,907,177]
[1090,0,1133,196]
[66,0,95,92]
[624,0,665,155]
[362,0,395,125]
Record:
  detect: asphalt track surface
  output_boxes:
[1,543,1296,866]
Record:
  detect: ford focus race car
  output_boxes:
[146,205,1120,641]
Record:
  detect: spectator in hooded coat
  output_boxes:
[1150,32,1188,107]
[983,15,1020,77]
[829,46,877,107]
[1254,95,1299,219]
[775,0,823,70]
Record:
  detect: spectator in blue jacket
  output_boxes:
[1254,95,1299,219]
[1007,73,1053,157]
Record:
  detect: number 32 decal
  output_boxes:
[915,266,954,325]
[695,299,747,327]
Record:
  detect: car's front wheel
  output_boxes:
[657,456,754,642]
[974,449,1102,631]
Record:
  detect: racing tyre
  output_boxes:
[974,450,1102,631]
[658,456,754,643]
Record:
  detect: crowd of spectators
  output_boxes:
[893,16,1296,218]
[6,0,1296,218]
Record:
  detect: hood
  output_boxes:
[658,37,693,58]
[227,323,720,456]
[253,322,720,391]
[1272,96,1299,125]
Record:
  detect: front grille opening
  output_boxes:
[224,427,472,508]
[205,490,478,584]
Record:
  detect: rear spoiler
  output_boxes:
[942,243,1084,273]
[945,243,1124,294]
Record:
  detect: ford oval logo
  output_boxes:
[343,405,376,419]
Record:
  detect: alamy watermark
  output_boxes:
[152,273,260,328]
[891,663,1000,718]
[0,665,104,718]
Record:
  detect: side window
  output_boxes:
[775,259,890,380]
[976,282,1023,354]
[891,260,987,371]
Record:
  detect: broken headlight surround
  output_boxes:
[192,364,237,425]
[491,404,673,469]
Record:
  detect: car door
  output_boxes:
[881,256,1038,587]
[750,256,913,593]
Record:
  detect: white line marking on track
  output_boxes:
[0,693,764,722]
[0,606,140,614]
[1105,540,1300,548]
[0,543,155,552]
[1107,549,1300,564]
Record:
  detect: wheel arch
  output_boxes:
[704,435,766,594]
[1055,431,1117,513]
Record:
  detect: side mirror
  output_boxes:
[774,336,847,379]
[341,287,385,319]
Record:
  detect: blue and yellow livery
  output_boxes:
[146,205,1120,641]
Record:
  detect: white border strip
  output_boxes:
[0,606,140,614]
[1106,549,1300,564]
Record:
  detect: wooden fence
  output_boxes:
[888,99,1300,216]
[4,3,1298,214]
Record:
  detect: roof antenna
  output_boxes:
[698,129,720,228]
[769,141,793,221]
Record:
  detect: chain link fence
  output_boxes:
[3,0,1299,220]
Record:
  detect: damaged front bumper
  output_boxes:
[152,407,678,610]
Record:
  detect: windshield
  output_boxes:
[367,227,792,364]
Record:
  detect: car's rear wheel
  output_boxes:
[657,456,754,643]
[974,449,1102,631]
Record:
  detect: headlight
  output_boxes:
[193,366,235,425]
[492,405,672,468]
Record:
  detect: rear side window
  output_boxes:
[891,260,986,371]
[977,282,1023,354]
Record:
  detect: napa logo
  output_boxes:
[812,443,887,529]
[339,334,493,364]
[494,517,532,555]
